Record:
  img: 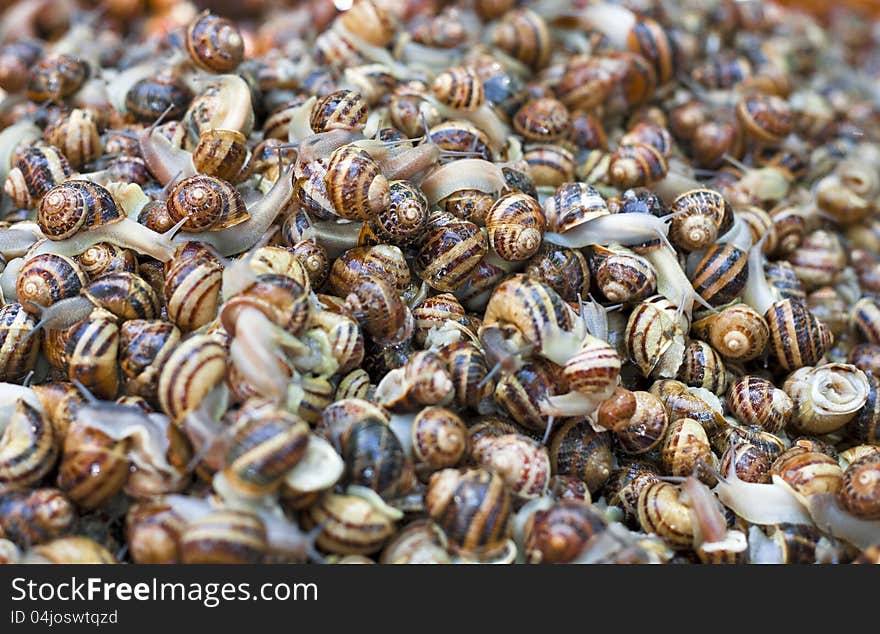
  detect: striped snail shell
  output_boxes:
[770,446,843,505]
[491,8,552,70]
[0,488,74,547]
[521,500,607,564]
[620,121,673,157]
[660,418,713,480]
[221,400,310,499]
[28,537,116,564]
[626,17,677,85]
[522,143,575,188]
[471,433,550,500]
[604,389,669,455]
[668,189,733,252]
[691,303,768,362]
[691,243,749,306]
[549,475,591,503]
[737,205,777,253]
[416,218,487,292]
[425,468,512,555]
[691,121,742,169]
[221,274,310,337]
[412,293,469,347]
[337,417,408,498]
[544,182,609,234]
[524,244,591,303]
[126,500,185,564]
[636,480,694,549]
[325,146,390,222]
[361,180,428,248]
[185,10,245,73]
[15,253,87,315]
[379,519,451,564]
[604,459,660,521]
[548,419,613,493]
[649,379,726,441]
[411,406,468,471]
[163,242,223,333]
[486,192,546,262]
[166,175,248,233]
[765,260,806,302]
[718,432,777,484]
[691,55,753,89]
[492,360,561,432]
[292,377,335,426]
[625,295,687,379]
[180,510,267,564]
[5,146,73,210]
[514,98,571,142]
[590,244,656,303]
[787,230,847,290]
[736,93,794,145]
[82,271,161,321]
[329,245,410,296]
[119,320,182,406]
[344,276,410,345]
[193,129,249,183]
[849,373,880,445]
[568,110,608,150]
[677,340,727,396]
[765,299,831,371]
[432,66,485,111]
[853,296,880,344]
[339,0,396,46]
[157,333,227,424]
[26,54,89,102]
[65,309,119,400]
[124,72,193,123]
[439,341,494,412]
[38,180,122,241]
[43,109,101,170]
[304,492,398,556]
[375,350,453,412]
[563,334,620,402]
[57,416,129,509]
[309,307,365,375]
[849,344,880,378]
[76,243,138,279]
[726,375,792,434]
[289,240,330,290]
[310,90,368,133]
[607,143,667,189]
[783,363,870,435]
[336,369,374,402]
[0,400,57,491]
[839,454,880,520]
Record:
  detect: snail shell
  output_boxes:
[57,417,129,509]
[677,340,727,396]
[522,143,575,188]
[361,180,428,247]
[439,341,494,412]
[425,467,512,555]
[416,218,487,292]
[329,245,410,296]
[625,295,687,379]
[514,98,571,142]
[163,242,223,333]
[603,388,669,455]
[325,146,390,222]
[0,400,57,491]
[193,129,249,183]
[770,446,843,504]
[432,66,484,111]
[125,500,185,564]
[736,93,793,145]
[590,244,656,303]
[339,0,396,46]
[124,72,193,123]
[411,406,468,472]
[303,492,397,556]
[185,10,245,73]
[691,243,749,306]
[167,175,248,233]
[660,418,713,480]
[607,143,668,189]
[525,244,591,303]
[544,182,609,234]
[76,243,138,279]
[28,537,115,564]
[548,419,613,493]
[6,146,74,210]
[83,271,161,321]
[119,319,181,406]
[522,500,607,564]
[65,310,119,400]
[726,375,792,434]
[180,510,267,564]
[0,488,74,547]
[668,189,732,252]
[486,192,546,262]
[787,230,846,290]
[766,299,831,371]
[157,334,227,424]
[310,89,368,133]
[471,433,550,500]
[783,363,869,435]
[26,54,88,102]
[636,480,694,549]
[692,303,768,362]
[43,109,102,170]
[492,8,552,70]
[38,180,122,241]
[15,253,87,315]
[840,454,880,520]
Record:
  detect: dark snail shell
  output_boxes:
[125,72,193,122]
[193,129,249,183]
[163,242,223,333]
[26,54,89,102]
[119,319,182,406]
[166,175,248,233]
[325,146,390,222]
[0,304,42,383]
[514,98,571,142]
[6,146,74,210]
[765,299,831,371]
[0,488,74,547]
[492,9,552,70]
[523,500,607,564]
[38,180,122,241]
[548,419,613,493]
[361,180,428,247]
[65,310,120,400]
[607,143,667,189]
[736,93,794,145]
[432,66,485,111]
[310,89,368,132]
[525,244,591,303]
[76,243,138,279]
[691,243,749,306]
[0,400,57,490]
[839,454,880,520]
[185,11,245,73]
[677,340,727,396]
[82,272,161,322]
[726,375,792,434]
[0,40,43,93]
[425,467,512,555]
[416,218,487,292]
[590,244,655,304]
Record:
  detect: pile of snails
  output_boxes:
[0,0,879,565]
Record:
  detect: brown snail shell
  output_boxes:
[185,10,245,73]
